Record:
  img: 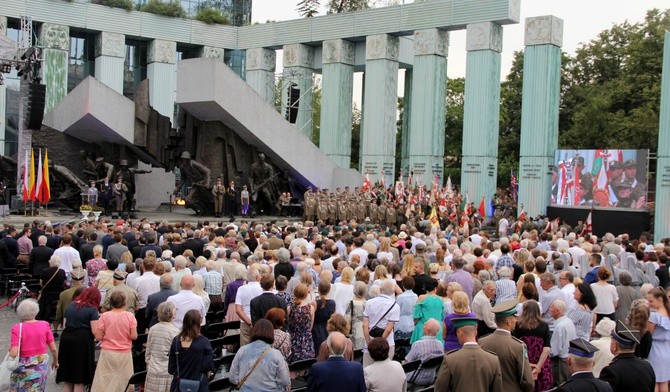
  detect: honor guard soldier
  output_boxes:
[435,317,503,392]
[556,339,613,392]
[480,300,534,392]
[599,322,656,392]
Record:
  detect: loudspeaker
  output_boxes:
[285,83,299,124]
[26,83,46,130]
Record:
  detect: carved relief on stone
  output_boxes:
[283,44,314,68]
[201,46,225,61]
[414,29,449,57]
[366,34,399,61]
[0,17,7,36]
[466,22,502,53]
[525,15,563,47]
[39,23,69,51]
[322,39,355,65]
[246,48,276,71]
[95,32,125,58]
[148,39,176,64]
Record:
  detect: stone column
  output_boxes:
[94,32,125,94]
[320,39,355,168]
[0,17,7,155]
[518,16,563,217]
[200,46,225,62]
[39,23,69,113]
[655,32,670,240]
[282,44,314,140]
[245,48,276,104]
[361,34,399,186]
[460,22,502,216]
[408,29,449,188]
[147,39,176,122]
[400,69,413,174]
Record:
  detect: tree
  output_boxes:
[297,0,320,17]
[311,84,322,145]
[444,77,464,183]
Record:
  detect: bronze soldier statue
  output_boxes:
[250,152,278,214]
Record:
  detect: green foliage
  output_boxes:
[351,104,362,170]
[140,0,187,18]
[326,0,368,13]
[311,84,322,145]
[194,8,230,24]
[297,0,320,17]
[92,0,133,11]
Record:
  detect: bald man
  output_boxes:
[307,332,366,392]
[165,275,207,329]
[404,318,445,385]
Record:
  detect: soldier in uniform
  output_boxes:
[348,196,358,223]
[622,159,646,208]
[303,187,316,222]
[211,177,226,218]
[378,203,387,227]
[479,300,534,392]
[317,193,329,222]
[613,180,635,208]
[435,317,503,392]
[116,159,152,213]
[327,195,337,223]
[386,202,397,227]
[357,197,367,223]
[556,339,613,392]
[337,198,348,223]
[368,200,378,225]
[599,322,656,392]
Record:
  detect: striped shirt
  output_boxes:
[202,270,223,296]
[495,254,515,271]
[404,336,444,385]
[494,278,517,305]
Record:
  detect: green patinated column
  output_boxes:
[282,44,314,140]
[655,32,670,241]
[408,29,449,188]
[400,69,413,174]
[461,22,502,215]
[0,16,7,155]
[147,39,176,121]
[518,16,563,217]
[39,23,69,113]
[245,48,276,104]
[94,31,125,94]
[320,39,355,168]
[361,34,399,186]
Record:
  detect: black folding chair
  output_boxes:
[209,377,234,391]
[408,356,443,389]
[402,359,421,375]
[209,337,227,358]
[125,370,147,391]
[353,348,364,363]
[204,322,229,339]
[289,358,316,390]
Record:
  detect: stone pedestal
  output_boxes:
[246,48,276,104]
[408,29,449,188]
[147,39,176,122]
[518,16,563,217]
[460,22,502,215]
[361,34,399,186]
[39,23,69,113]
[320,39,355,168]
[282,44,314,140]
[655,32,670,240]
[94,31,125,94]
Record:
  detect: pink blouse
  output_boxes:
[11,321,54,357]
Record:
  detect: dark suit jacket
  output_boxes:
[250,293,287,325]
[599,353,655,392]
[307,356,366,392]
[79,242,96,264]
[29,245,54,277]
[558,372,613,392]
[45,235,61,250]
[146,288,178,327]
[182,239,203,258]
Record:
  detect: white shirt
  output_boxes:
[288,238,308,251]
[348,247,369,263]
[53,246,80,273]
[590,283,619,315]
[470,234,483,246]
[498,218,509,234]
[363,294,400,348]
[234,281,263,319]
[331,282,355,315]
[135,271,161,309]
[166,290,207,329]
[561,283,577,311]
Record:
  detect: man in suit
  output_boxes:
[480,300,534,392]
[307,332,366,392]
[435,317,503,392]
[106,233,128,264]
[599,323,655,392]
[250,274,287,325]
[28,235,54,277]
[557,339,613,392]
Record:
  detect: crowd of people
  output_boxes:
[1,213,669,392]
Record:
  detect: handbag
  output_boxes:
[0,322,22,389]
[176,345,201,392]
[39,270,59,300]
[369,302,395,338]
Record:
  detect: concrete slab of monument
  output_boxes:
[177,57,363,190]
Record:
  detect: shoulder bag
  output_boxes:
[369,302,396,338]
[176,342,201,392]
[236,346,271,390]
[39,270,60,300]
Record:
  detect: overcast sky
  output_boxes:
[251,0,668,79]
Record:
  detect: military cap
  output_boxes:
[491,300,518,318]
[71,269,86,281]
[452,317,479,329]
[113,270,128,281]
[624,159,636,168]
[568,338,599,358]
[609,161,623,170]
[611,321,641,347]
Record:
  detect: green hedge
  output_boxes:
[92,0,133,11]
[194,8,230,25]
[140,0,187,18]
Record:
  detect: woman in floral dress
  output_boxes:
[287,284,315,362]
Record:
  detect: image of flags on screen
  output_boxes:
[580,211,592,237]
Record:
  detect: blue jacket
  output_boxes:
[307,356,366,392]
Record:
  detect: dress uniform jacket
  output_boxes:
[599,353,656,392]
[557,372,613,392]
[434,344,503,392]
[378,205,387,225]
[479,330,534,392]
[368,203,378,224]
